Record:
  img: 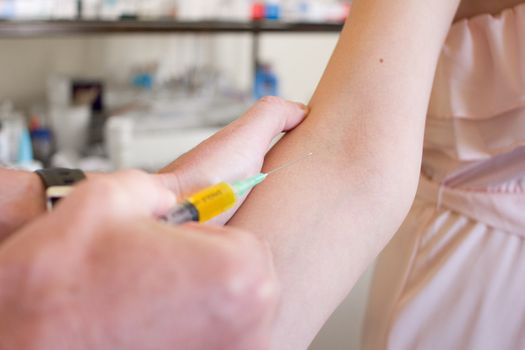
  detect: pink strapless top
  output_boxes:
[423,3,525,193]
[426,3,525,159]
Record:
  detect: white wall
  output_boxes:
[0,38,88,105]
[258,33,339,101]
[0,32,338,107]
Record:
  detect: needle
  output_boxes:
[265,152,314,176]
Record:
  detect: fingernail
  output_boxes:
[294,102,310,113]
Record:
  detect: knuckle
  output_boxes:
[221,264,278,319]
[216,233,279,314]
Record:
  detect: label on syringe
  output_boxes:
[187,182,237,222]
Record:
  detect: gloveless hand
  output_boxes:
[0,171,277,350]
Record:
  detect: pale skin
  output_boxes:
[224,1,523,348]
[0,0,519,349]
[222,0,462,348]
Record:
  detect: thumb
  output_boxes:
[197,96,309,162]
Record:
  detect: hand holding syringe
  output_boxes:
[165,153,313,225]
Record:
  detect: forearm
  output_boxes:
[0,169,100,242]
[228,0,459,348]
[0,168,45,242]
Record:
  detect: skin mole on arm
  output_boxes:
[380,58,384,63]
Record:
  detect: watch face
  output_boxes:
[46,186,73,211]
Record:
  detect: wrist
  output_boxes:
[0,169,93,242]
[12,169,47,215]
[27,171,47,211]
[0,169,46,241]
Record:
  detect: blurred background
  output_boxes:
[0,1,372,348]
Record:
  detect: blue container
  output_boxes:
[254,64,279,100]
[265,3,281,20]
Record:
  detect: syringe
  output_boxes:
[165,153,313,225]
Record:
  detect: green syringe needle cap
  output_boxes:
[230,152,313,197]
[231,173,268,197]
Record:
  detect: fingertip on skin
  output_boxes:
[284,101,310,131]
[257,96,309,114]
[252,96,310,131]
[293,101,310,113]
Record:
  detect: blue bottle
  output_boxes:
[254,64,279,100]
[265,1,282,20]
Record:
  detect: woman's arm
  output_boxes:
[228,0,460,348]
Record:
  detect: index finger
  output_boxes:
[55,170,177,222]
[160,97,309,194]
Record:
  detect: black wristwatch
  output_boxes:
[35,168,86,211]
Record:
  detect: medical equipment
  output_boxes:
[165,153,313,225]
[105,97,252,171]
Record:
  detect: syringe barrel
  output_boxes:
[166,182,237,225]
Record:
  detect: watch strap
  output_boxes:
[35,168,86,211]
[35,168,86,188]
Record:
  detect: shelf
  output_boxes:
[0,20,344,37]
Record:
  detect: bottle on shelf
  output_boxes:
[251,1,265,21]
[254,63,279,100]
[0,101,42,169]
[265,0,282,20]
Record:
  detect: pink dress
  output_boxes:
[363,4,525,350]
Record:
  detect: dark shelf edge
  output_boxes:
[0,20,344,37]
